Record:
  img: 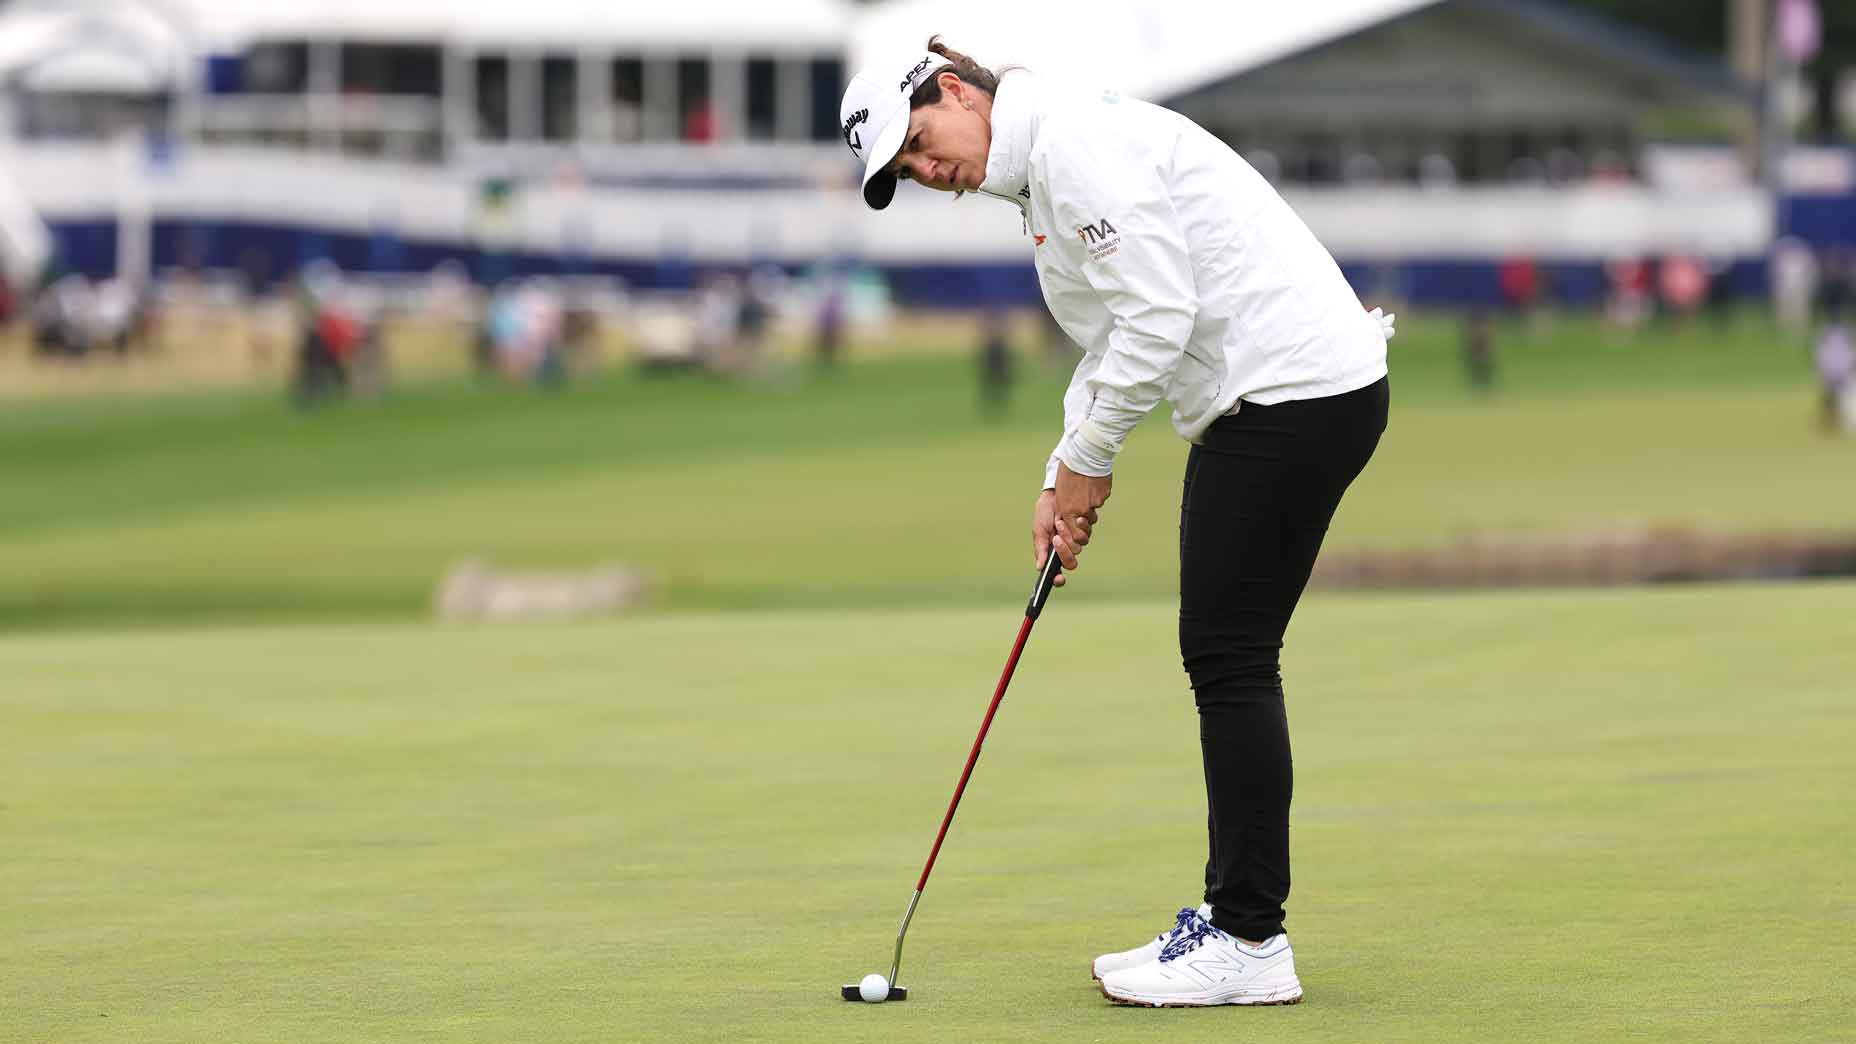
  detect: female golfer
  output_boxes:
[840,40,1392,1007]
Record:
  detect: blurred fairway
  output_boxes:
[3,583,1852,1043]
[2,312,1853,627]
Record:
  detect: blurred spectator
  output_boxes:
[560,285,601,378]
[294,260,360,405]
[1815,298,1855,434]
[28,270,144,359]
[1770,237,1819,330]
[695,273,743,370]
[814,265,847,370]
[32,272,95,359]
[482,278,566,387]
[977,310,1014,420]
[1464,309,1496,393]
[1498,255,1541,315]
[737,265,783,370]
[1657,254,1709,319]
[522,279,567,388]
[1604,256,1652,328]
[0,271,17,327]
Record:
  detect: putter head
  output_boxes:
[840,984,909,1002]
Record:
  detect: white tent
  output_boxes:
[0,1,191,93]
[848,0,1443,101]
[19,48,170,94]
[453,0,846,51]
[164,0,848,50]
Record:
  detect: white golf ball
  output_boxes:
[858,973,889,1003]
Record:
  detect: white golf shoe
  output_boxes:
[1098,911,1303,1007]
[1090,903,1210,981]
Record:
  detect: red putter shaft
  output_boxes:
[915,613,1036,891]
[866,550,1063,998]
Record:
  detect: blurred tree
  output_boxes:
[1801,4,1856,140]
[1563,0,1727,54]
[1565,0,1854,141]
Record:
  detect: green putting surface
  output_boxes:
[4,584,1852,1042]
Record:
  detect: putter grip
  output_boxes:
[1026,547,1063,619]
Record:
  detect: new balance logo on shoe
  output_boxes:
[1181,952,1246,984]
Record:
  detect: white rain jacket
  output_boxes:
[974,72,1390,487]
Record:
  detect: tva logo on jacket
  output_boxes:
[1076,218,1121,261]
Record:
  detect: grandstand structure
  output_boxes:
[0,0,1837,306]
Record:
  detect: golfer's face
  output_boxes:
[889,97,989,194]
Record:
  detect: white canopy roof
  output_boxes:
[848,0,1444,101]
[170,0,848,50]
[0,0,1444,102]
[19,48,171,93]
[453,0,847,51]
[0,2,190,91]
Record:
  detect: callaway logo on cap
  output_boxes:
[839,51,950,210]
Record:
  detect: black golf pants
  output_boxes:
[1179,376,1388,941]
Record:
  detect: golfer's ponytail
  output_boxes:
[910,36,1001,106]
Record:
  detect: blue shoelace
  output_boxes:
[1154,906,1196,944]
[1158,910,1224,963]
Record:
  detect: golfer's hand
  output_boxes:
[1035,463,1112,586]
[1032,490,1074,586]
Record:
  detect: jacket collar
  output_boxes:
[978,70,1040,213]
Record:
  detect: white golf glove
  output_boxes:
[1369,306,1397,341]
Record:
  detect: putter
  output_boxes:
[842,549,1066,1002]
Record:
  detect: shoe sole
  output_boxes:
[1099,980,1304,1008]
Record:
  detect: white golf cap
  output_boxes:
[839,51,951,210]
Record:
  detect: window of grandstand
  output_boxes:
[475,56,510,142]
[807,57,843,144]
[542,56,577,142]
[677,57,713,143]
[244,42,308,94]
[342,44,440,96]
[610,57,643,143]
[745,56,777,141]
